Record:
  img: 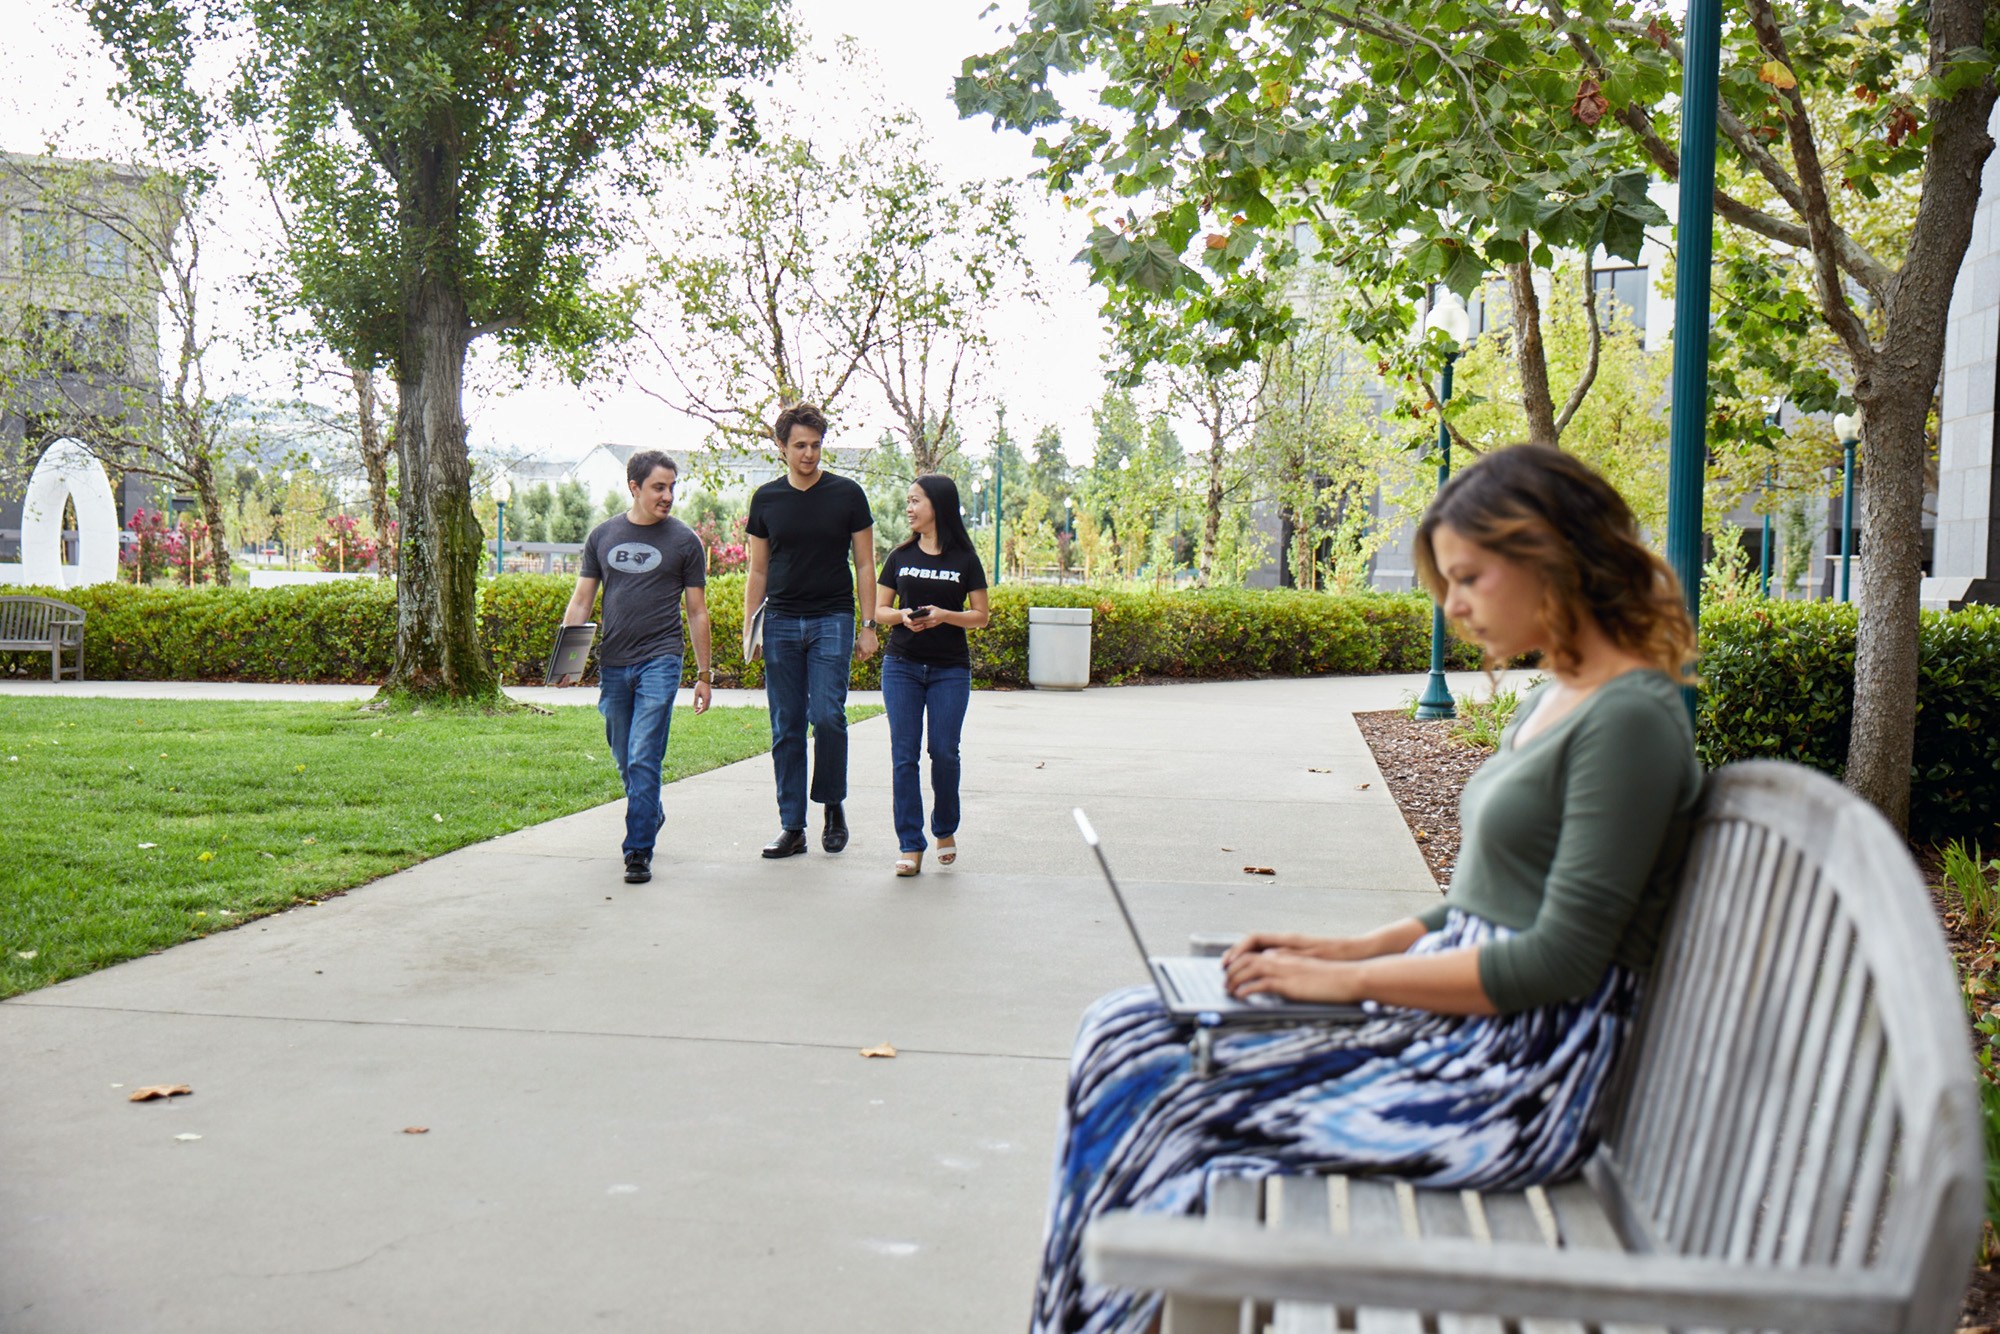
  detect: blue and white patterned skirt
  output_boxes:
[1029,910,1641,1334]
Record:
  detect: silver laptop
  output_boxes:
[1073,808,1369,1026]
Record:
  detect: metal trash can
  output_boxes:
[1028,606,1093,690]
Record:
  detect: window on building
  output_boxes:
[18,209,66,269]
[83,220,129,278]
[21,307,131,375]
[1594,266,1649,331]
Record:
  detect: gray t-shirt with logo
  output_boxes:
[580,514,707,667]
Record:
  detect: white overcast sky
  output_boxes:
[1,1,1125,468]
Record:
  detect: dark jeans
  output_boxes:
[881,654,971,854]
[597,654,681,857]
[762,611,854,831]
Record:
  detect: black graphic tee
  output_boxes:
[746,472,874,615]
[580,514,707,667]
[877,541,989,667]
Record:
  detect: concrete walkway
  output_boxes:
[0,672,1496,1333]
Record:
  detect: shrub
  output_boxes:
[2,577,1478,690]
[1697,600,2000,845]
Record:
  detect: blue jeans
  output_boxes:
[762,611,854,831]
[881,655,971,854]
[598,655,681,857]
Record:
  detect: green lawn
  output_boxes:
[0,698,853,999]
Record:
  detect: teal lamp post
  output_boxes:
[492,476,510,577]
[1413,289,1473,722]
[1833,410,1861,602]
[991,452,1004,586]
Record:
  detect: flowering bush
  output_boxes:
[119,508,215,585]
[695,518,749,576]
[312,514,380,573]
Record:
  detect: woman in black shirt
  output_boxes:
[874,474,990,875]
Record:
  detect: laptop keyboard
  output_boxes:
[1160,957,1234,1007]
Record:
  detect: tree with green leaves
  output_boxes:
[956,1,1667,457]
[644,48,1032,475]
[88,0,791,700]
[960,0,1998,829]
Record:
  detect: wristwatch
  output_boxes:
[861,618,876,629]
[696,667,714,682]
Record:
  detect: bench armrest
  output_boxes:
[1085,1214,1903,1334]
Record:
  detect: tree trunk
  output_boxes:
[1198,421,1226,587]
[353,366,394,576]
[192,453,229,587]
[1508,258,1560,448]
[1842,46,1997,829]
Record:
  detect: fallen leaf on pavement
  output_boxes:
[1035,761,1046,769]
[1307,767,1331,773]
[860,1043,898,1059]
[1243,866,1277,876]
[1354,783,1370,790]
[402,1126,429,1135]
[174,1133,202,1142]
[128,1084,193,1102]
[1414,829,1430,842]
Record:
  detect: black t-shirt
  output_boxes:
[877,541,988,667]
[579,514,707,667]
[746,472,874,615]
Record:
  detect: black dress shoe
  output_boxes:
[624,853,652,884]
[821,802,849,854]
[762,829,808,859]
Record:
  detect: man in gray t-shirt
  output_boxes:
[561,450,714,884]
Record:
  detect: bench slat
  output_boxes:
[1268,1175,1338,1334]
[1163,1177,1259,1334]
[1413,1191,1505,1334]
[1749,894,1854,1265]
[1622,821,1744,1218]
[1805,1005,1888,1264]
[1777,933,1872,1267]
[1343,1180,1422,1334]
[1685,832,1800,1257]
[1724,864,1836,1261]
[1542,1182,1669,1334]
[1660,820,1772,1248]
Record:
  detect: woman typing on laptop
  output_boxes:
[1031,446,1703,1334]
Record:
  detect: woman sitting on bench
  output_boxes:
[1032,445,1703,1334]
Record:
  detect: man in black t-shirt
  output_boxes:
[744,402,876,858]
[561,450,713,885]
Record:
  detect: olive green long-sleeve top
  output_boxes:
[1415,669,1702,1013]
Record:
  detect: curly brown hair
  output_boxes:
[772,402,828,448]
[1413,445,1696,681]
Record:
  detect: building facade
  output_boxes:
[0,151,167,560]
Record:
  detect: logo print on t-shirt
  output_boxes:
[607,542,661,572]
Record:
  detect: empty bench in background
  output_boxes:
[0,595,85,681]
[1087,760,1983,1334]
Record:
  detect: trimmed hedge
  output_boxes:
[12,578,1997,840]
[1696,600,2000,845]
[0,576,1476,689]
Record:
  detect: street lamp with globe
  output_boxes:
[1831,411,1861,603]
[492,476,512,577]
[1414,289,1473,722]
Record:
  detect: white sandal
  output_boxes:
[895,851,923,877]
[936,837,957,866]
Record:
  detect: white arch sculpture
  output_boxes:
[0,438,121,588]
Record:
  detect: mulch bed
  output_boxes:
[1353,711,2000,1330]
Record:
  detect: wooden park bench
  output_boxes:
[0,595,86,681]
[1086,760,1984,1334]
